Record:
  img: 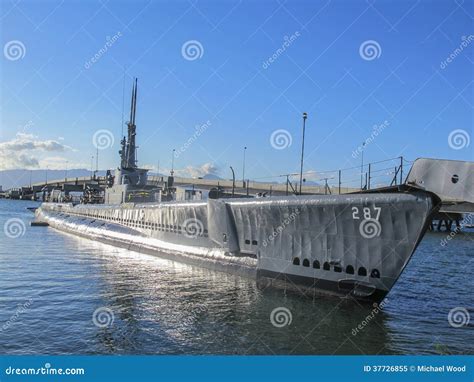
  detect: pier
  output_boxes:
[2,156,407,200]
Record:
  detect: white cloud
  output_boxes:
[0,153,39,169]
[0,133,74,170]
[177,163,219,178]
[0,133,70,152]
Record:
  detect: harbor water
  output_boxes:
[0,199,472,355]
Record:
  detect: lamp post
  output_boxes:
[65,161,68,182]
[96,147,99,177]
[242,146,247,188]
[90,155,94,180]
[360,142,366,190]
[171,149,176,176]
[230,166,235,197]
[299,112,308,195]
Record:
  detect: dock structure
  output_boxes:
[429,207,473,232]
[1,176,106,202]
[4,174,360,201]
[9,156,406,200]
[1,176,356,203]
[404,158,473,232]
[3,156,409,200]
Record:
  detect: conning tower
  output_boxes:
[105,78,158,204]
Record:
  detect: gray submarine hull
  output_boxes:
[36,189,437,303]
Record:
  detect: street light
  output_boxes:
[230,166,235,197]
[299,112,308,195]
[96,147,99,176]
[91,155,94,179]
[242,146,247,188]
[65,160,68,181]
[360,142,366,190]
[171,149,176,176]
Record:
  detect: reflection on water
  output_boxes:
[0,200,472,355]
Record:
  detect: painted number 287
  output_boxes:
[352,206,381,221]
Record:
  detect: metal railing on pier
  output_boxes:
[249,156,410,196]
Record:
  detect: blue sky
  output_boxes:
[1,0,473,185]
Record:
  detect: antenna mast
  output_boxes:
[124,78,138,169]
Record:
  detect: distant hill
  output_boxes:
[0,169,106,190]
